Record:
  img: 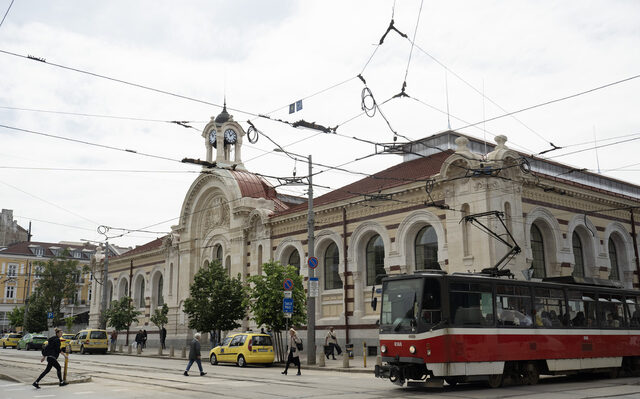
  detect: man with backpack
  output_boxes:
[33,328,68,389]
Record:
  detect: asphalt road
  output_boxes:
[2,348,640,398]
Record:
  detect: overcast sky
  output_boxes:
[1,0,639,249]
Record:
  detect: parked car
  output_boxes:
[209,333,274,367]
[43,333,76,351]
[1,333,22,348]
[68,329,108,354]
[17,333,47,350]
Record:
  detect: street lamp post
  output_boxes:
[274,149,316,365]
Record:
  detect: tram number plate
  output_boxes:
[394,342,402,347]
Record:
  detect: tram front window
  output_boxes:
[381,279,423,333]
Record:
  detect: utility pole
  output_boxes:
[22,261,32,328]
[96,225,110,330]
[306,154,316,365]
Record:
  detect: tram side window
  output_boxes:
[534,288,566,327]
[597,295,625,328]
[496,285,532,327]
[568,291,597,328]
[449,283,493,326]
[421,278,442,327]
[626,297,640,328]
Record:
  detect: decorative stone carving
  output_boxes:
[202,196,230,233]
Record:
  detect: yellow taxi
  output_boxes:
[209,333,274,367]
[1,333,22,348]
[44,333,76,350]
[68,329,108,354]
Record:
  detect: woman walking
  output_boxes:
[33,328,68,389]
[281,328,302,376]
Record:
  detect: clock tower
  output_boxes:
[202,101,246,170]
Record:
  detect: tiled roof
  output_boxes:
[112,236,166,259]
[231,170,289,212]
[0,241,96,260]
[274,150,452,216]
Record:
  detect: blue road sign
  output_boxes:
[308,256,318,269]
[283,297,294,314]
[283,278,294,291]
[47,312,54,319]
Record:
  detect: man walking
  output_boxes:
[33,328,68,389]
[110,330,118,351]
[160,326,167,350]
[184,333,206,376]
[324,326,341,360]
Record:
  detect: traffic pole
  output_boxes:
[63,351,69,382]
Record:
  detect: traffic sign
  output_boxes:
[284,291,292,298]
[283,297,293,314]
[283,278,294,291]
[309,277,319,298]
[47,312,54,319]
[308,256,318,269]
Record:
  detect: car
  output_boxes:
[17,333,47,350]
[1,333,22,348]
[43,333,76,351]
[209,333,275,367]
[68,329,108,354]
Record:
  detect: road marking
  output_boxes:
[0,383,23,387]
[34,395,56,398]
[6,387,27,391]
[111,388,129,392]
[73,392,95,395]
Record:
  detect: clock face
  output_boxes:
[208,129,217,148]
[224,128,237,144]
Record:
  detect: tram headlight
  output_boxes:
[381,345,387,353]
[409,345,416,354]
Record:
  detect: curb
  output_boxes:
[0,373,20,382]
[38,375,92,386]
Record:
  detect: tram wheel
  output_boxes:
[523,363,540,385]
[445,377,460,386]
[487,374,503,388]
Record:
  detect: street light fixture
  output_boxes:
[273,148,316,365]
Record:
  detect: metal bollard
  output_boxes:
[363,341,367,368]
[342,352,350,368]
[181,346,186,358]
[137,344,142,355]
[169,345,175,358]
[158,345,163,356]
[376,355,382,367]
[128,344,132,354]
[318,346,325,367]
[118,344,123,353]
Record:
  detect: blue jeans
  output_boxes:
[185,358,203,372]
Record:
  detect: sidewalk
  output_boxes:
[0,361,91,386]
[107,345,376,374]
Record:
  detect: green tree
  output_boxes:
[7,306,24,329]
[247,261,306,332]
[150,303,169,334]
[34,252,80,326]
[103,296,141,333]
[64,315,76,332]
[183,260,247,333]
[24,295,48,333]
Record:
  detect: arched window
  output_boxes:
[324,242,342,290]
[288,250,300,274]
[366,235,385,286]
[415,225,439,270]
[136,277,146,308]
[530,224,546,278]
[157,275,164,306]
[609,238,620,281]
[572,232,585,278]
[215,245,223,263]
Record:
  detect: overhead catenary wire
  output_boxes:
[0,0,14,29]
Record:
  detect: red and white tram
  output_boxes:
[375,271,640,387]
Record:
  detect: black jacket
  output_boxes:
[42,336,61,359]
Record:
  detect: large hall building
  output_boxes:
[88,107,640,352]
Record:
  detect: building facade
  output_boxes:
[0,241,96,332]
[89,108,640,353]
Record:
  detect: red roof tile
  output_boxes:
[274,150,452,216]
[113,237,166,259]
[0,241,96,260]
[231,170,289,212]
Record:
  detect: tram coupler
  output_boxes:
[374,364,390,379]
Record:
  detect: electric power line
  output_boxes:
[0,0,14,29]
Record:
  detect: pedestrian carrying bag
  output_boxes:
[296,339,303,351]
